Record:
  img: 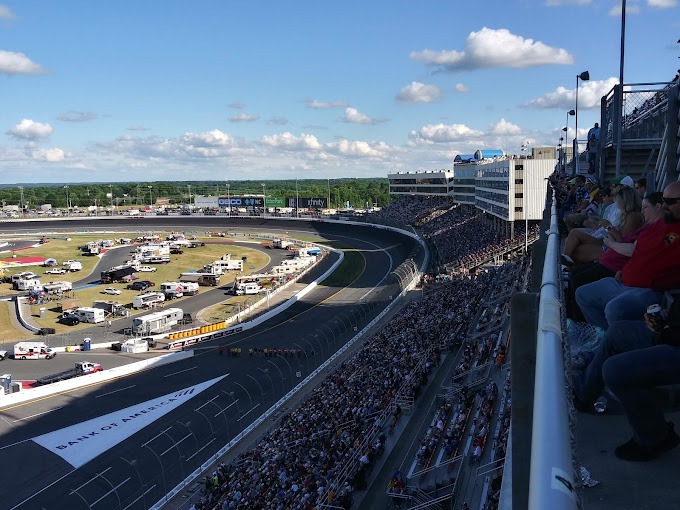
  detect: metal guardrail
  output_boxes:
[527,188,578,510]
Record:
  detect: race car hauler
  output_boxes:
[14,341,56,360]
[132,307,183,335]
[74,307,106,324]
[132,291,165,309]
[37,361,102,384]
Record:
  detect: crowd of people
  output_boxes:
[556,171,680,462]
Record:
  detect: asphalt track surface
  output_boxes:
[0,217,422,510]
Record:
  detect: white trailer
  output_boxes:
[132,307,183,335]
[14,341,56,360]
[15,278,42,291]
[63,260,83,271]
[234,282,263,296]
[179,282,199,296]
[272,238,294,249]
[43,281,73,294]
[132,292,165,309]
[160,282,184,299]
[74,307,106,324]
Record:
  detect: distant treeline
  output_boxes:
[0,178,392,209]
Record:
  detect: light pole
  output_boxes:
[559,136,564,174]
[187,184,191,207]
[148,185,153,208]
[109,184,114,214]
[226,182,231,218]
[565,109,575,174]
[295,179,299,218]
[521,141,531,253]
[575,71,590,175]
[327,178,331,210]
[615,0,627,177]
[64,185,70,216]
[261,183,266,216]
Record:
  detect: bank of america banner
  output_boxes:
[286,197,327,209]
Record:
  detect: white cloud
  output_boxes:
[409,123,484,143]
[228,102,246,109]
[0,5,16,19]
[33,148,65,162]
[455,83,470,93]
[0,50,47,75]
[525,77,619,109]
[489,118,521,135]
[306,99,348,109]
[57,111,98,122]
[609,0,641,15]
[7,119,53,140]
[229,113,260,122]
[326,139,392,158]
[342,107,387,125]
[260,132,322,150]
[410,27,573,71]
[647,0,676,7]
[181,129,236,148]
[396,82,443,103]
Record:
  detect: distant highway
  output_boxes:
[0,216,422,510]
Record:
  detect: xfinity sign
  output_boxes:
[287,197,327,209]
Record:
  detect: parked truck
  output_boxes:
[179,272,220,286]
[37,361,103,384]
[92,300,128,317]
[14,341,56,360]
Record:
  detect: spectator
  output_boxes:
[635,177,647,198]
[586,134,599,174]
[575,181,680,331]
[588,122,601,141]
[567,193,665,321]
[562,185,642,265]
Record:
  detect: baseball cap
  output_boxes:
[615,175,634,187]
[586,176,600,185]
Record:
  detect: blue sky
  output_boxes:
[0,0,678,184]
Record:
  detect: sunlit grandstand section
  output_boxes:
[387,170,454,196]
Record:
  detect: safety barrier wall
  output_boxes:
[0,350,193,409]
[14,296,41,333]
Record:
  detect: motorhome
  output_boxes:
[63,260,83,272]
[159,282,184,299]
[14,278,42,291]
[179,282,199,296]
[132,307,183,335]
[203,254,243,274]
[272,238,294,249]
[233,282,264,296]
[74,307,106,324]
[179,272,220,286]
[11,272,37,283]
[43,281,73,294]
[14,341,56,360]
[132,292,165,309]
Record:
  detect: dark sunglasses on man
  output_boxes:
[662,196,680,205]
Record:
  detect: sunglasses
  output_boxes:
[662,196,680,205]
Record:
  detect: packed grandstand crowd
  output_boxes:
[190,196,524,510]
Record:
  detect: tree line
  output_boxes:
[0,178,392,210]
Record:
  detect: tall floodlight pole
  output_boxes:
[327,178,331,210]
[226,182,231,218]
[64,185,70,216]
[187,184,191,207]
[615,0,626,177]
[521,142,531,253]
[575,71,590,176]
[109,184,114,213]
[148,185,153,207]
[18,186,24,211]
[261,183,266,216]
[295,179,299,218]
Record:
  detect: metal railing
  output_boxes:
[527,188,578,510]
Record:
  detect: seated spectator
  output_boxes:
[562,186,642,265]
[564,177,601,230]
[574,295,680,462]
[575,181,680,331]
[567,193,665,322]
[603,299,680,461]
[635,177,647,198]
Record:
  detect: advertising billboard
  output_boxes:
[217,197,264,208]
[265,197,285,207]
[286,197,327,209]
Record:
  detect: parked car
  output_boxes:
[45,268,67,275]
[102,287,122,295]
[58,315,80,326]
[140,280,156,287]
[127,281,150,291]
[170,248,184,254]
[138,266,157,272]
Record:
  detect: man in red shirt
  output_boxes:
[575,181,680,330]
